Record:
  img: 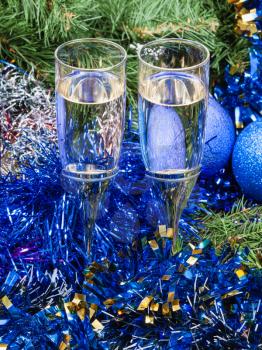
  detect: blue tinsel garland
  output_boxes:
[214,1,262,131]
[0,124,261,349]
[1,2,262,344]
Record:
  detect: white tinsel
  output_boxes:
[0,64,56,174]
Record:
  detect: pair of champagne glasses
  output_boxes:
[55,38,209,254]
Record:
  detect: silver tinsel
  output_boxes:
[0,63,56,174]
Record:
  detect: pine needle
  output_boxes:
[0,0,250,88]
[201,198,262,268]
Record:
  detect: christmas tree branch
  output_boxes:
[200,199,262,268]
[1,0,249,87]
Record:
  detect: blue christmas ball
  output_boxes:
[147,105,186,171]
[202,96,236,176]
[232,122,262,202]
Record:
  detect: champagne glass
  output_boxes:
[55,38,126,258]
[138,38,209,249]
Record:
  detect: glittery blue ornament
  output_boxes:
[232,121,262,202]
[146,105,186,171]
[202,96,236,177]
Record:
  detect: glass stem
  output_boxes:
[153,174,199,253]
[79,179,110,260]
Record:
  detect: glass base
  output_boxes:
[62,166,118,182]
[145,166,200,182]
[61,167,117,194]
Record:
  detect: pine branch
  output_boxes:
[0,0,99,80]
[200,199,262,268]
[1,0,250,87]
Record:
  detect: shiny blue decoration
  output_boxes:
[0,62,261,349]
[202,96,236,177]
[0,129,260,349]
[232,121,262,202]
[213,0,262,204]
[214,0,262,133]
[86,241,262,350]
[214,64,262,132]
[198,169,240,212]
[146,105,186,171]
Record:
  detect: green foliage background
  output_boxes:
[1,0,261,267]
[0,0,249,99]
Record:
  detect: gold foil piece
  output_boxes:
[222,290,242,299]
[167,292,175,303]
[242,328,250,339]
[85,271,94,280]
[63,334,71,344]
[145,315,154,324]
[89,303,98,319]
[103,299,115,308]
[59,342,68,350]
[86,279,94,285]
[238,21,258,36]
[188,243,195,250]
[137,296,153,311]
[230,65,240,75]
[166,228,174,239]
[162,275,171,281]
[242,9,257,22]
[148,240,159,250]
[72,293,86,306]
[162,302,170,316]
[1,296,12,309]
[77,307,87,321]
[64,302,74,316]
[64,296,88,322]
[235,121,244,129]
[172,299,181,312]
[186,256,198,266]
[158,226,173,238]
[92,319,104,331]
[192,249,202,255]
[229,0,260,37]
[159,225,167,237]
[150,302,160,312]
[235,268,247,279]
[90,262,104,273]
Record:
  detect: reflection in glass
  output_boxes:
[55,39,127,258]
[138,39,210,248]
[55,38,127,181]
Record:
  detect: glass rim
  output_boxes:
[55,38,127,72]
[138,38,210,72]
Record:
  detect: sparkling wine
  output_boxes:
[138,72,206,175]
[56,71,125,178]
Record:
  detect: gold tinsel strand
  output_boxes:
[229,0,261,36]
